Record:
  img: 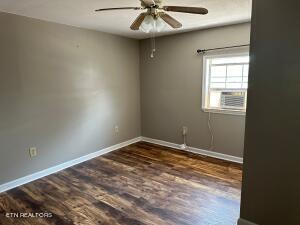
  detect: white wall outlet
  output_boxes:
[182,126,188,136]
[114,126,119,133]
[29,147,38,158]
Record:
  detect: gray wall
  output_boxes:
[0,11,251,186]
[0,12,141,185]
[140,23,251,158]
[240,0,300,224]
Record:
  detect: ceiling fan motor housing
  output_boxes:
[140,0,163,8]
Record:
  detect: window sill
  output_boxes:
[202,108,246,116]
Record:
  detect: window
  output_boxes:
[202,53,249,115]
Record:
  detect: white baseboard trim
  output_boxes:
[238,218,258,225]
[0,136,242,193]
[141,137,243,164]
[0,137,142,193]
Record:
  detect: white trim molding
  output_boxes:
[141,137,243,164]
[238,218,258,225]
[0,137,142,193]
[202,51,250,116]
[0,136,242,193]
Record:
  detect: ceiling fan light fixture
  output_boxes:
[140,15,168,33]
[155,17,168,32]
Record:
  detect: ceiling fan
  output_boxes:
[95,0,208,33]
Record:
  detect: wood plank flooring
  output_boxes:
[0,142,242,225]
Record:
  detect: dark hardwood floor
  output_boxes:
[0,142,242,225]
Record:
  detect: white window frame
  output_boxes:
[202,52,249,116]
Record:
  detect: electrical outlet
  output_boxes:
[29,147,37,158]
[115,126,119,133]
[182,126,188,135]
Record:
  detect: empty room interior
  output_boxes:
[0,0,299,225]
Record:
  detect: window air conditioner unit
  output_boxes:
[220,91,246,110]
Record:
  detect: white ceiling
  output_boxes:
[0,0,252,39]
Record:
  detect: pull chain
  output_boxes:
[150,32,156,58]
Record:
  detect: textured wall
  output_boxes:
[140,23,251,157]
[0,12,141,184]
